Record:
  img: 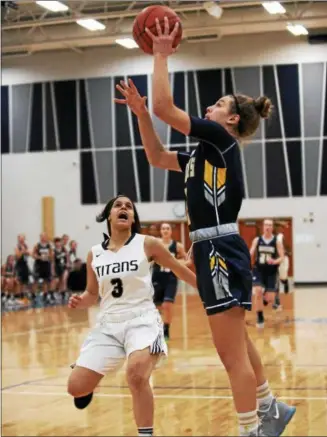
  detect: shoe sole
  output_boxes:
[278,406,296,436]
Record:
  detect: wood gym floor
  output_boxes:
[2,287,327,436]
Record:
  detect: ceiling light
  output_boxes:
[262,2,286,14]
[36,1,68,12]
[76,18,106,31]
[115,38,139,49]
[286,23,308,36]
[203,1,223,19]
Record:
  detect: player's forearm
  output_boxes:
[274,256,284,265]
[137,111,166,166]
[170,263,197,289]
[77,290,98,308]
[152,54,174,113]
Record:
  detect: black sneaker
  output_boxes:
[74,392,93,409]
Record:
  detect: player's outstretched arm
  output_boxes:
[145,236,197,289]
[146,17,191,136]
[68,251,98,309]
[114,78,181,172]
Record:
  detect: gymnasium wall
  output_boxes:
[2,32,327,282]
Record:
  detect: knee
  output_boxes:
[126,362,149,391]
[162,301,172,311]
[254,287,263,298]
[67,374,87,398]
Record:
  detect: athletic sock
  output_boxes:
[238,410,258,436]
[138,427,153,436]
[257,380,274,411]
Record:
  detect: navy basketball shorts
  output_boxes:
[153,274,178,305]
[252,268,278,292]
[193,234,252,316]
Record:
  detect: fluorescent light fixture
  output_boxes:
[36,1,68,12]
[262,2,286,14]
[286,23,308,36]
[76,18,106,31]
[203,1,223,19]
[115,38,139,49]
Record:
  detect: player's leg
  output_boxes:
[253,269,265,328]
[68,327,124,409]
[162,277,178,340]
[265,273,280,311]
[126,350,159,436]
[246,331,296,435]
[194,239,260,436]
[125,309,167,437]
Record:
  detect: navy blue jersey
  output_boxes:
[255,235,278,275]
[152,240,178,277]
[178,117,244,232]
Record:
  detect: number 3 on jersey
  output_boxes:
[111,278,123,298]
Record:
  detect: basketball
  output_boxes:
[133,5,182,55]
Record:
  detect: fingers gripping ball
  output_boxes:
[133,5,182,55]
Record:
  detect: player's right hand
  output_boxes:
[68,294,82,309]
[114,79,148,117]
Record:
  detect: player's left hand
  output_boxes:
[145,16,180,57]
[114,79,148,117]
[267,258,276,265]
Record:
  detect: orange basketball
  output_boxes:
[133,5,182,55]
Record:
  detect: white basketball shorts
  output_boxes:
[75,308,168,375]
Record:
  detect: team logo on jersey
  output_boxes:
[95,260,138,278]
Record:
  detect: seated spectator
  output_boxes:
[1,255,17,305]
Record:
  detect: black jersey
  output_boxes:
[255,235,278,274]
[54,247,67,269]
[4,263,15,277]
[152,240,178,277]
[16,244,28,266]
[36,243,51,262]
[177,117,244,232]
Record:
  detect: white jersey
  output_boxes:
[91,233,155,315]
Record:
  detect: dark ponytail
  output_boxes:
[96,194,141,238]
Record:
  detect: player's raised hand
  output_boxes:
[145,16,180,57]
[68,294,82,309]
[114,78,148,117]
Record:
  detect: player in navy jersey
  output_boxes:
[152,223,186,339]
[114,18,295,437]
[250,220,284,328]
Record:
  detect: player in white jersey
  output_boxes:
[67,195,197,437]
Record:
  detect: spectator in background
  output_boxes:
[33,232,54,304]
[68,240,78,265]
[61,234,70,292]
[53,237,69,301]
[148,223,159,238]
[67,258,86,292]
[62,234,70,251]
[15,234,30,299]
[1,255,17,304]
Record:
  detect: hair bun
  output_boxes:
[254,96,273,119]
